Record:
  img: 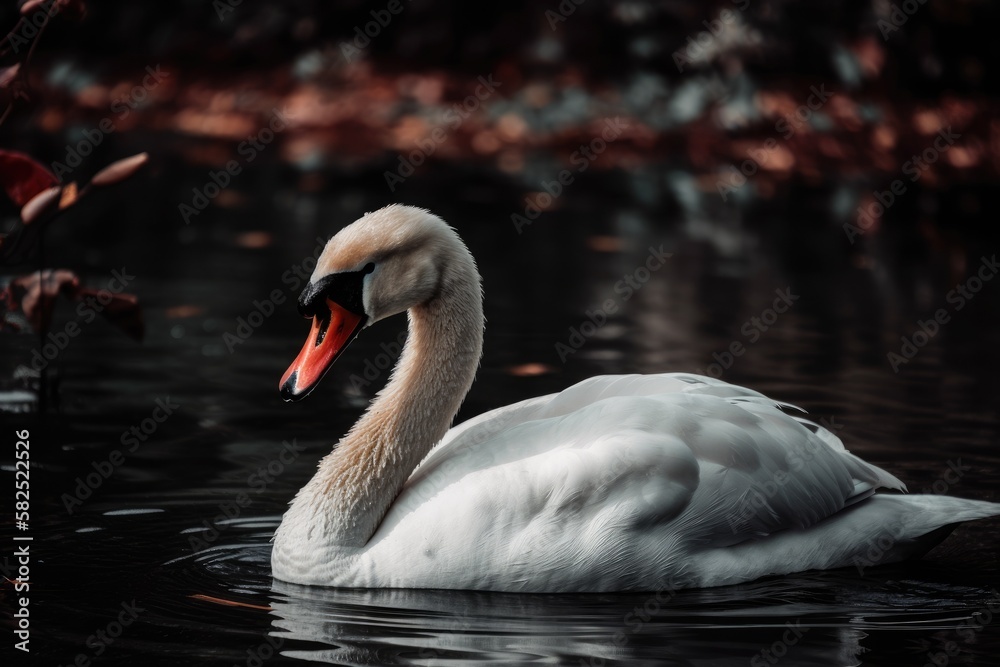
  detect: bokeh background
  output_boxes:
[2,1,1000,666]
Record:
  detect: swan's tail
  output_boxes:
[698,494,1000,587]
[902,494,1000,522]
[845,494,1000,575]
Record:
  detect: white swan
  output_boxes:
[271,204,999,592]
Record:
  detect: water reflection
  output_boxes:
[265,568,1000,666]
[268,580,865,666]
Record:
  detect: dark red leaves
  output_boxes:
[89,152,148,188]
[76,287,144,340]
[20,185,60,224]
[1,153,149,263]
[9,269,79,332]
[0,150,58,207]
[2,270,143,340]
[0,63,20,89]
[20,0,86,21]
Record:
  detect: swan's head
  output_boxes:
[280,204,471,401]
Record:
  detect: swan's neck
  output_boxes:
[299,266,483,547]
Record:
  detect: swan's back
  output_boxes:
[413,373,904,535]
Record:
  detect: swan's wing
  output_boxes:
[367,374,905,590]
[667,393,905,548]
[413,373,745,476]
[413,392,557,474]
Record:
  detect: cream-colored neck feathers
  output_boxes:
[295,222,483,548]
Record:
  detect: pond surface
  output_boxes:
[4,166,1000,666]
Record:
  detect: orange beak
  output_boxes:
[280,298,365,401]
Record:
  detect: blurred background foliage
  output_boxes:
[3,0,999,190]
[0,0,998,414]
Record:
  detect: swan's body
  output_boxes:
[272,205,999,592]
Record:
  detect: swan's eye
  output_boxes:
[363,262,375,274]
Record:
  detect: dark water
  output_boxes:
[3,165,1000,666]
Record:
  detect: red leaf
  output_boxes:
[0,150,58,207]
[75,288,144,341]
[20,185,60,224]
[10,269,80,332]
[90,152,148,187]
[0,63,20,90]
[19,0,48,15]
[21,0,85,21]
